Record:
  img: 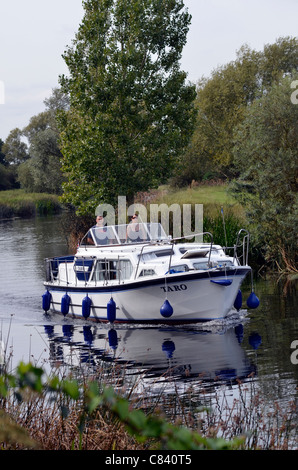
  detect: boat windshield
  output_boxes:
[81,223,169,246]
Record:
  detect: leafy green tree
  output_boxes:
[2,128,29,167]
[17,88,68,194]
[58,0,197,214]
[0,139,6,166]
[0,139,19,190]
[174,37,298,185]
[260,36,298,89]
[231,75,298,271]
[1,130,28,189]
[0,165,15,190]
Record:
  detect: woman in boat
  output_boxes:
[126,214,147,242]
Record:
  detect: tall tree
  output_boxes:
[173,36,298,185]
[2,128,29,167]
[58,0,197,214]
[17,88,68,194]
[231,75,298,272]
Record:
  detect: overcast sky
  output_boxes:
[0,0,297,140]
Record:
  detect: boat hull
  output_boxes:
[44,267,250,323]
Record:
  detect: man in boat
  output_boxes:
[87,215,109,245]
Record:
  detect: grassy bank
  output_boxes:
[0,189,62,219]
[144,183,245,218]
[151,183,238,206]
[136,183,247,248]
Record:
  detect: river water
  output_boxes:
[0,215,297,447]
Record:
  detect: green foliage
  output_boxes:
[203,210,245,248]
[0,362,243,450]
[16,89,68,194]
[58,0,197,214]
[175,36,298,185]
[2,89,68,195]
[18,126,63,194]
[231,74,298,271]
[0,164,17,190]
[0,139,5,166]
[2,128,29,167]
[97,387,241,449]
[0,140,16,190]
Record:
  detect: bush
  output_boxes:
[0,362,242,450]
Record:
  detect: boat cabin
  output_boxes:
[45,223,237,287]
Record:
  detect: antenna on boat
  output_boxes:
[221,206,228,253]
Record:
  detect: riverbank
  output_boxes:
[0,185,255,262]
[0,190,62,219]
[1,183,239,219]
[0,357,296,450]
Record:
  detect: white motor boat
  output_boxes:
[42,223,259,323]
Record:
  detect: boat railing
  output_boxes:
[234,229,250,266]
[134,231,214,279]
[91,258,132,286]
[134,242,157,279]
[45,256,75,285]
[222,229,250,266]
[171,231,214,268]
[45,254,133,287]
[211,229,250,266]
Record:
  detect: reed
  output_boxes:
[0,190,61,219]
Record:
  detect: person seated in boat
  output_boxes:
[87,215,109,245]
[126,214,147,242]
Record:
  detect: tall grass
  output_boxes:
[152,183,239,207]
[0,190,62,219]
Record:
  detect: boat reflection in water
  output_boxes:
[43,315,260,393]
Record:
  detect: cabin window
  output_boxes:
[168,264,189,273]
[140,249,173,262]
[139,269,157,277]
[92,259,133,281]
[214,260,234,268]
[193,261,210,270]
[118,259,133,279]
